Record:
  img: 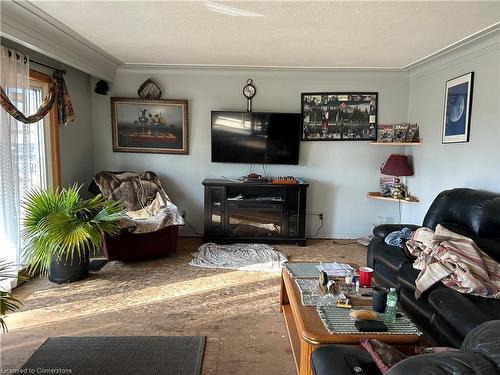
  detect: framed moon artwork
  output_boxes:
[442,72,474,144]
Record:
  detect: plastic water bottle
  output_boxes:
[384,288,398,324]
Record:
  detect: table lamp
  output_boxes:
[380,154,413,199]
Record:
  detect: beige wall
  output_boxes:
[403,30,500,224]
[6,31,498,238]
[92,68,409,238]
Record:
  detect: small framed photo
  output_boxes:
[111,97,189,154]
[301,92,377,141]
[442,72,474,144]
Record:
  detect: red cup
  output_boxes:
[359,267,374,287]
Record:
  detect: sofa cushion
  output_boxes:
[479,197,500,238]
[476,237,500,263]
[373,261,399,288]
[428,289,500,339]
[373,224,420,240]
[461,320,500,368]
[438,222,475,238]
[386,351,498,375]
[399,287,436,335]
[432,315,466,348]
[423,188,498,236]
[311,345,382,375]
[438,223,500,262]
[374,245,411,274]
[397,263,419,293]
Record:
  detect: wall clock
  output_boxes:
[243,79,256,112]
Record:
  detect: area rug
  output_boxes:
[20,336,205,375]
[189,243,287,272]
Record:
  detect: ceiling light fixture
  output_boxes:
[204,1,266,17]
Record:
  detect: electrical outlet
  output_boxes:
[181,210,186,218]
[319,213,324,221]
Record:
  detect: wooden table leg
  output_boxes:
[299,340,317,375]
[280,268,289,312]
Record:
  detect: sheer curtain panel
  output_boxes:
[0,47,32,292]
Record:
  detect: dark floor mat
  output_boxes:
[88,258,109,272]
[21,336,206,375]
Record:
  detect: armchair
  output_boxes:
[91,171,183,262]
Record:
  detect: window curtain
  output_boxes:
[0,67,75,126]
[0,47,32,292]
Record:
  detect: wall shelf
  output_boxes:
[367,192,419,203]
[369,140,423,146]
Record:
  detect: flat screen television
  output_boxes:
[211,111,301,164]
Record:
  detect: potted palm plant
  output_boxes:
[0,260,23,332]
[22,185,123,283]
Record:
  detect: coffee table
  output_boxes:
[280,265,421,375]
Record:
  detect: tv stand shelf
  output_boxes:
[227,198,285,203]
[203,179,309,246]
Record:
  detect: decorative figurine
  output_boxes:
[137,78,162,100]
[318,270,329,293]
[328,280,340,295]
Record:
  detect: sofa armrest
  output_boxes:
[373,224,420,240]
[387,352,496,375]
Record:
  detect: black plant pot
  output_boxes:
[48,251,90,284]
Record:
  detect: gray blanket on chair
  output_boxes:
[94,171,184,234]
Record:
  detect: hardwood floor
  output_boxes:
[0,238,367,374]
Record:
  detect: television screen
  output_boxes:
[211,111,301,164]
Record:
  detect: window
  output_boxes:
[0,70,60,271]
[29,70,61,190]
[16,84,47,195]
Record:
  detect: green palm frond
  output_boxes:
[0,259,18,281]
[0,260,23,333]
[22,185,124,276]
[0,292,22,333]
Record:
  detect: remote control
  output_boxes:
[344,353,366,375]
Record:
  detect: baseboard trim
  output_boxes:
[178,235,359,241]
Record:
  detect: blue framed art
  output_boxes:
[442,72,474,144]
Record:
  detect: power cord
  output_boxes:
[262,163,270,178]
[307,213,324,237]
[181,211,203,236]
[332,240,358,245]
[313,219,324,237]
[398,199,402,224]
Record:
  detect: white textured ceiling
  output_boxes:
[32,0,500,69]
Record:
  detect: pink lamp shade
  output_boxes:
[380,154,413,177]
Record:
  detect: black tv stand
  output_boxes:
[202,179,309,246]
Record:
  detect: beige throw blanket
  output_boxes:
[406,225,500,299]
[94,171,184,234]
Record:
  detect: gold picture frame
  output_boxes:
[111,97,189,154]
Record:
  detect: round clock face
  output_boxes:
[243,84,256,99]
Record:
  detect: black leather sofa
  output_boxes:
[311,320,500,375]
[368,188,500,347]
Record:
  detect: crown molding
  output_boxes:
[403,22,500,71]
[409,31,500,80]
[0,1,120,81]
[118,63,404,72]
